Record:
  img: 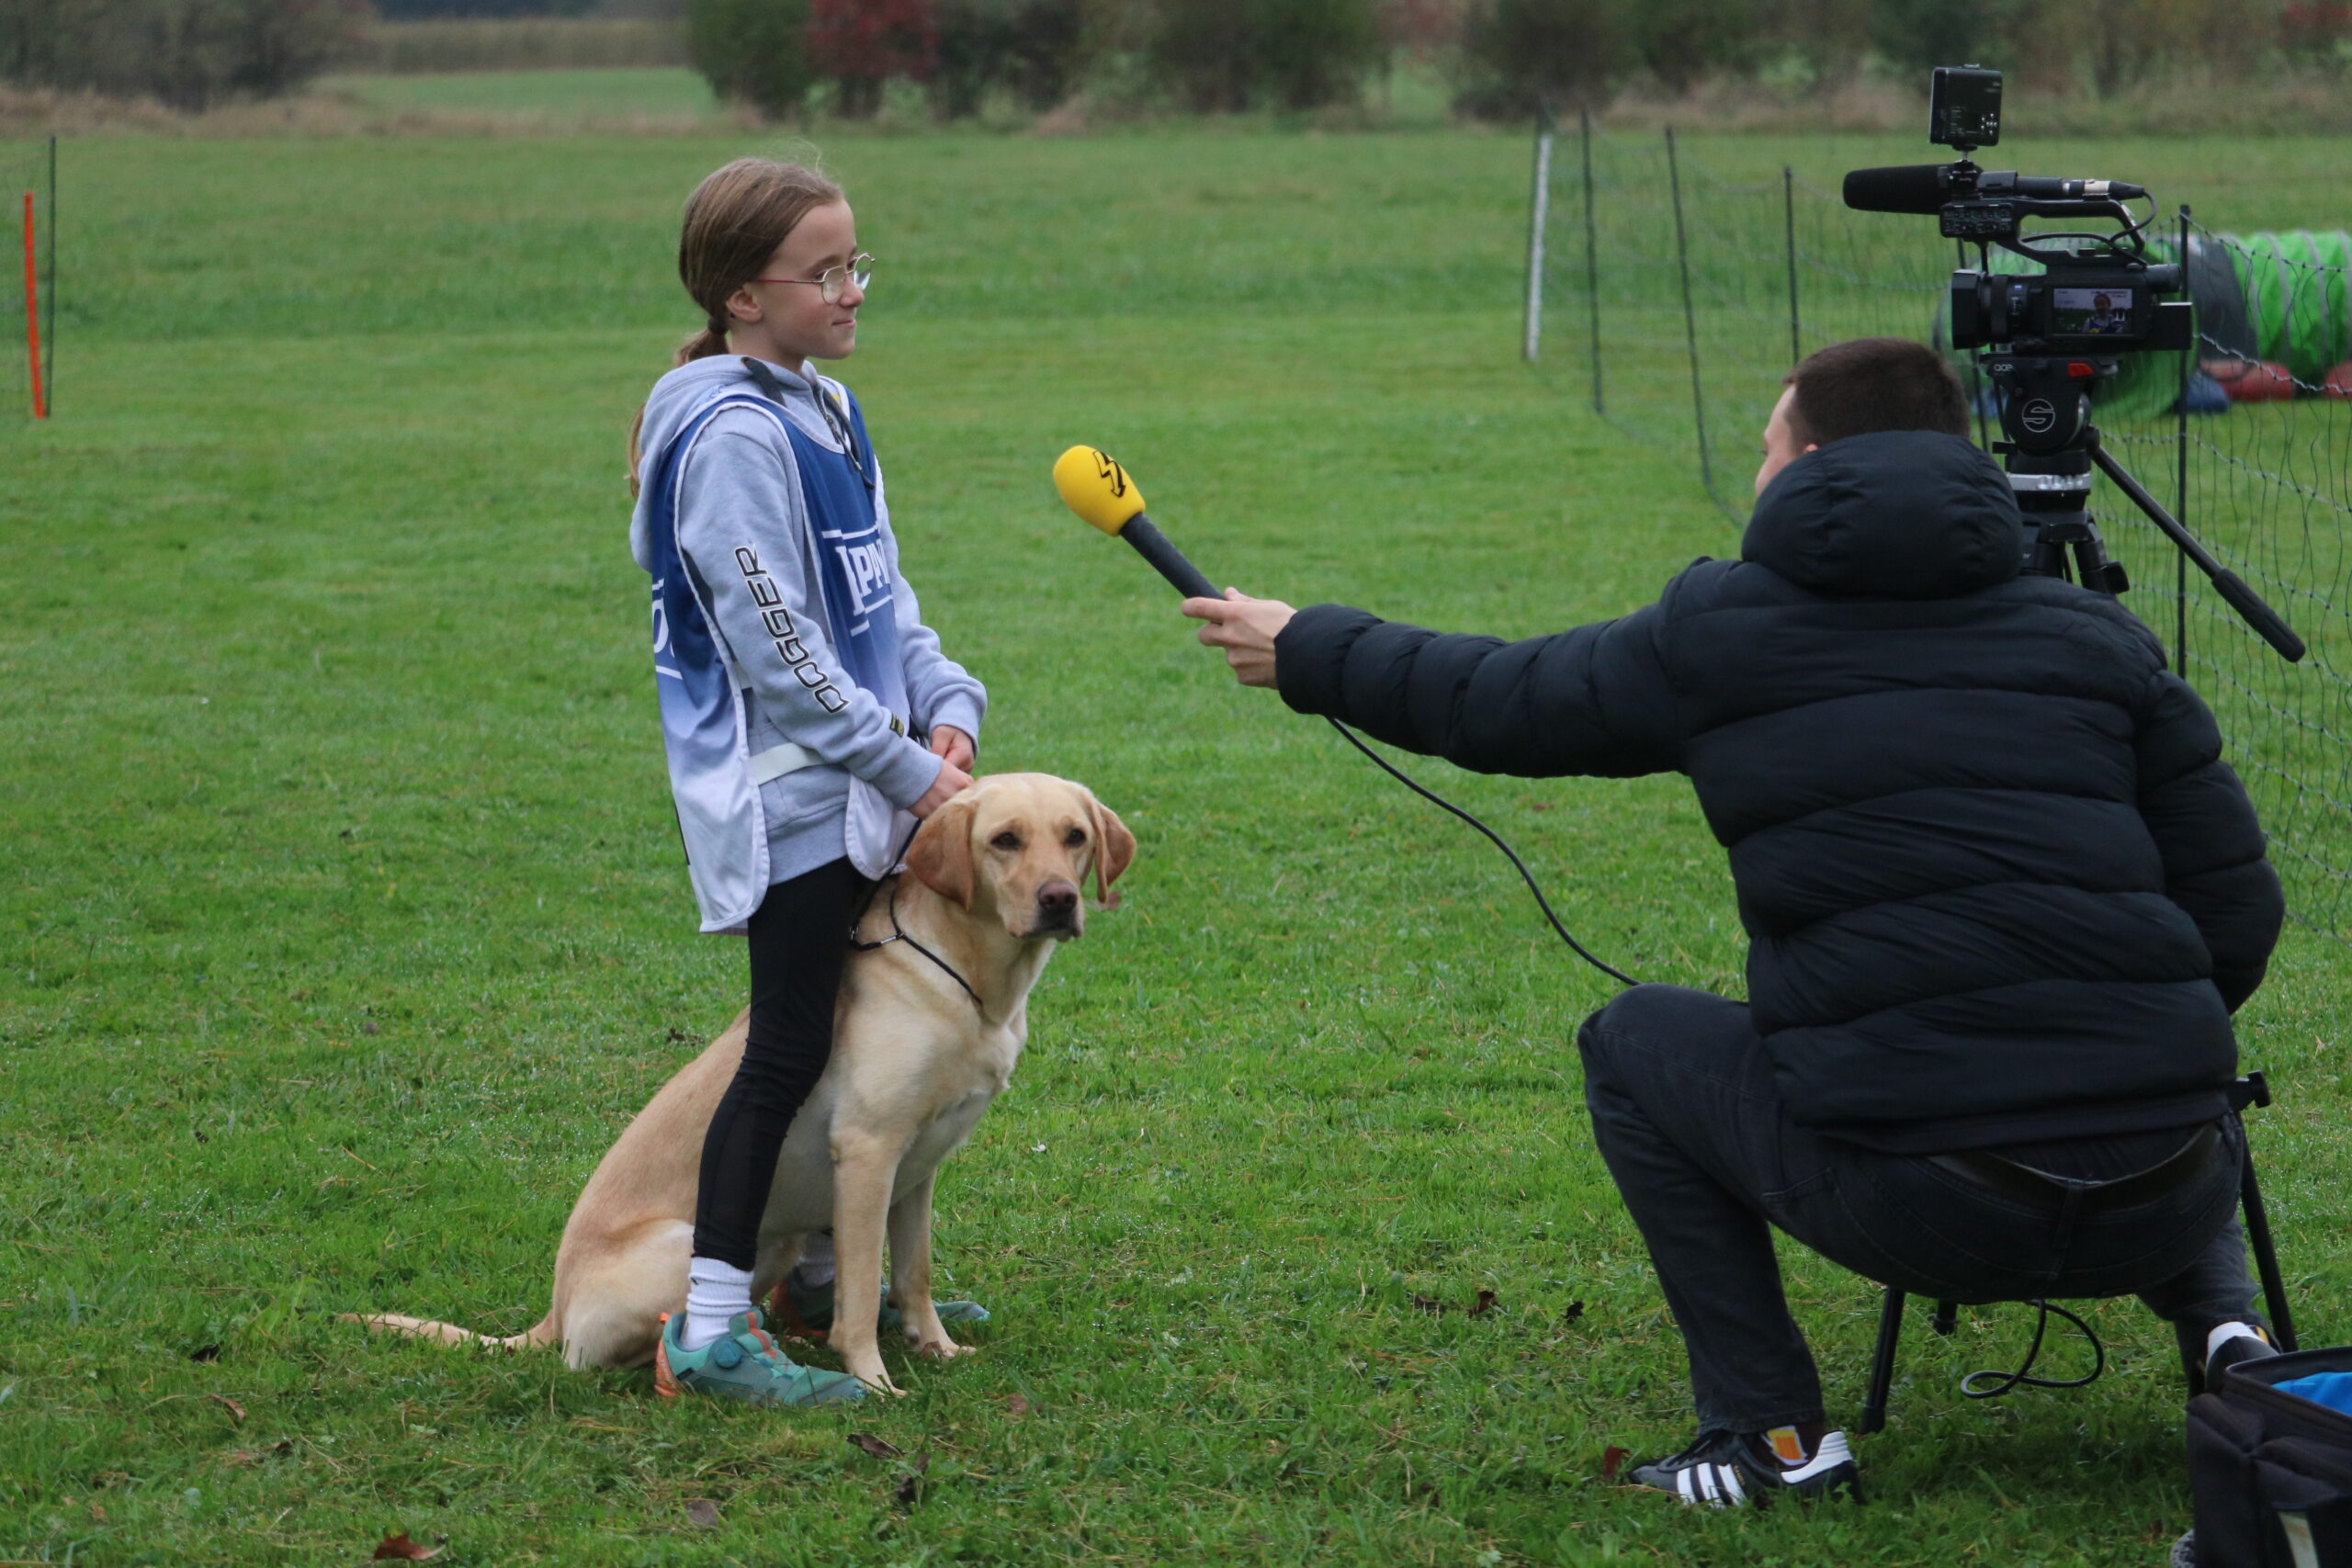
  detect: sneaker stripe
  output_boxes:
[1781,1431,1853,1483]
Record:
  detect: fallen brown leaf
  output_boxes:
[684,1498,720,1529]
[1470,1289,1499,1316]
[207,1393,245,1425]
[1600,1446,1629,1483]
[370,1531,442,1561]
[847,1433,902,1461]
[1004,1392,1031,1418]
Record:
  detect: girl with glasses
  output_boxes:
[625,157,985,1405]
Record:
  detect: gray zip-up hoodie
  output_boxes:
[629,354,985,888]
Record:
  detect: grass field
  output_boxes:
[2,125,2347,1566]
[313,69,728,130]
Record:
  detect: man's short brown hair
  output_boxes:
[1784,337,1970,448]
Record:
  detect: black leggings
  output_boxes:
[691,856,865,1269]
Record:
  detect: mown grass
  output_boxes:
[1,129,2346,1566]
[314,69,725,129]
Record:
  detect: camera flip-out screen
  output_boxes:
[2051,288,2136,337]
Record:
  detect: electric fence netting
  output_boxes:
[2,136,56,423]
[1525,118,2350,942]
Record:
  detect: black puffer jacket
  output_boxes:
[1275,431,2283,1149]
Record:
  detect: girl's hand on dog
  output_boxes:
[911,758,975,818]
[929,725,976,773]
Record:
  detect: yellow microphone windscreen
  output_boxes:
[1053,446,1148,535]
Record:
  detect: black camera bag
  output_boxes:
[2188,1348,2352,1568]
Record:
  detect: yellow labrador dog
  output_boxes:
[358,773,1132,1394]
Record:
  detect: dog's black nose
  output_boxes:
[1037,881,1080,923]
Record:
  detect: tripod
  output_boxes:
[1985,357,2306,662]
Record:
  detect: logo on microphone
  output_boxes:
[1091,449,1127,497]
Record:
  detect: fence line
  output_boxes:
[1529,119,2350,942]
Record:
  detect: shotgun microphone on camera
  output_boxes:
[1843,164,2150,215]
[1051,445,1220,601]
[1841,164,1963,214]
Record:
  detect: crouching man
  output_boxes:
[1183,339,2284,1506]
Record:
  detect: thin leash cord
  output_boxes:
[1325,718,1638,987]
[846,821,985,1011]
[1961,1299,2107,1399]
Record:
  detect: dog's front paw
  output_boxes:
[846,1359,909,1396]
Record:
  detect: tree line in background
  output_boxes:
[4,0,2348,117]
[682,0,2352,120]
[0,0,366,108]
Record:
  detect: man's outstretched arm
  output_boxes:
[1184,591,1681,780]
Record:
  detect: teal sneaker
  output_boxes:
[653,1309,865,1407]
[771,1275,991,1340]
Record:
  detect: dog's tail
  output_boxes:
[343,1312,557,1353]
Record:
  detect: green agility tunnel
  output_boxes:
[1934,230,2352,415]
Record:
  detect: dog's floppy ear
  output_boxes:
[908,794,978,908]
[1085,793,1136,908]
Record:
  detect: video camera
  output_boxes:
[1839,69,2302,661]
[1846,66,2191,461]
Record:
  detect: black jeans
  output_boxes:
[691,857,865,1270]
[1577,984,2259,1435]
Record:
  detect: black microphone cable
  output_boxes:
[1962,1299,2107,1400]
[1323,717,1638,987]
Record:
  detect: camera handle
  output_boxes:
[2003,436,2305,662]
[2084,434,2307,663]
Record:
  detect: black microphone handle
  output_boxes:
[1119,513,1220,601]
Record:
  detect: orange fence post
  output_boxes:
[22,189,44,420]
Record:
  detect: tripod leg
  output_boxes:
[2240,1142,2298,1353]
[1862,1288,1905,1436]
[1932,1301,1959,1337]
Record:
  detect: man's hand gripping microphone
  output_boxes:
[1046,445,1635,987]
[1051,446,1219,601]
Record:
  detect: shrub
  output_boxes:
[1626,0,1754,94]
[1259,0,1380,108]
[0,0,364,110]
[807,0,934,117]
[1869,0,2024,74]
[1152,0,1382,111]
[684,0,813,118]
[999,0,1083,108]
[1453,0,1623,118]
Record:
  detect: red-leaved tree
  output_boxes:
[2280,0,2352,63]
[807,0,938,117]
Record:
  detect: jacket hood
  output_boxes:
[1741,430,2022,600]
[629,354,839,570]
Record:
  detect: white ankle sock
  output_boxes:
[2205,1320,2270,1365]
[680,1257,756,1352]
